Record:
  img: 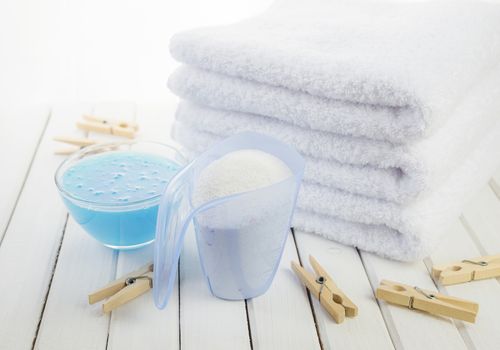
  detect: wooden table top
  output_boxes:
[1,100,499,350]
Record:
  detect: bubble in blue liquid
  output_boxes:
[61,151,181,205]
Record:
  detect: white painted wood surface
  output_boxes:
[294,231,394,350]
[427,220,500,350]
[0,106,49,241]
[246,233,320,350]
[360,253,467,350]
[34,103,136,350]
[0,104,90,350]
[1,101,499,350]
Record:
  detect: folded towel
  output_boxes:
[173,56,500,204]
[168,66,422,143]
[295,119,500,261]
[172,119,500,261]
[170,0,500,137]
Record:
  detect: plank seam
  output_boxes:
[105,250,120,350]
[357,249,399,350]
[178,260,182,350]
[423,257,476,350]
[291,228,324,350]
[244,300,254,350]
[31,213,69,350]
[459,216,488,257]
[488,179,500,200]
[0,108,51,248]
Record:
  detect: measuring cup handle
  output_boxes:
[153,166,194,309]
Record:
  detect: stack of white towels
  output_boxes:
[168,0,500,261]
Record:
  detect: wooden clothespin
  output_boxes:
[291,255,358,323]
[432,254,500,285]
[77,114,138,139]
[53,136,98,155]
[376,279,478,323]
[53,136,97,147]
[89,263,153,313]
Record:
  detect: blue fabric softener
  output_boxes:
[55,142,186,249]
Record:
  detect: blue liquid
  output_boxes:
[61,151,181,248]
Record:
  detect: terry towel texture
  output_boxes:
[170,0,500,136]
[168,0,500,261]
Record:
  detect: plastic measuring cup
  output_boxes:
[153,132,305,309]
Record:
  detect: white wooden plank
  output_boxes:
[462,185,500,254]
[34,220,117,350]
[107,246,179,350]
[246,232,320,350]
[34,102,135,350]
[360,251,467,350]
[107,102,179,350]
[180,226,251,350]
[0,105,49,241]
[294,230,394,350]
[427,219,500,349]
[0,104,91,350]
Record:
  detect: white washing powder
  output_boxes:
[193,149,292,207]
[191,149,295,299]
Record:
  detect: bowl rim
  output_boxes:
[54,140,188,210]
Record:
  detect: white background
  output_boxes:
[0,0,273,106]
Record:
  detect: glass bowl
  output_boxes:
[55,141,187,249]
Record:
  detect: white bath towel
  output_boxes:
[168,66,422,144]
[170,0,500,139]
[173,56,500,204]
[172,120,500,261]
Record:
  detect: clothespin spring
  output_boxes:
[462,259,488,281]
[125,275,153,288]
[462,260,488,266]
[315,276,326,300]
[409,286,435,309]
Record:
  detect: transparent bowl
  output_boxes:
[55,141,187,249]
